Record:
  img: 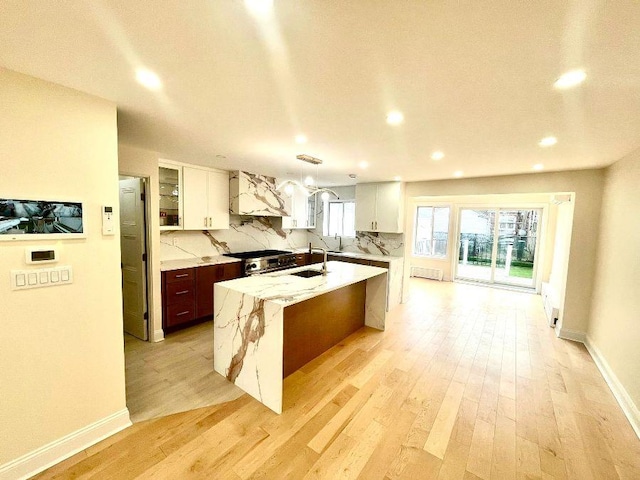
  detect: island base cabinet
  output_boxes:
[282,280,366,378]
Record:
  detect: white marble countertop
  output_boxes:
[293,248,403,264]
[160,255,242,272]
[216,260,387,306]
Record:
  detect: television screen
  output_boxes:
[0,198,84,237]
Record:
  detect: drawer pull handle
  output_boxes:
[175,273,189,278]
[176,290,189,295]
[176,311,190,316]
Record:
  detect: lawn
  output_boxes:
[508,265,533,278]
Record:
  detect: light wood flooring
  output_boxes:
[125,321,244,422]
[34,279,640,479]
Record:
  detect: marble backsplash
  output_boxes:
[160,185,405,261]
[308,186,404,257]
[160,216,308,260]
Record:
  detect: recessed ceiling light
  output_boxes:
[431,151,445,161]
[539,136,558,147]
[295,134,307,144]
[554,69,587,89]
[244,0,273,15]
[358,161,369,169]
[393,176,402,181]
[533,163,544,171]
[386,111,404,125]
[453,170,464,178]
[135,68,162,90]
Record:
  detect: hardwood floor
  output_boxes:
[124,321,244,422]
[33,279,640,479]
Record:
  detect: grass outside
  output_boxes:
[507,265,533,279]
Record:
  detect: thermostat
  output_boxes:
[102,205,115,235]
[25,246,59,264]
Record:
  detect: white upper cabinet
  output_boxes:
[159,162,183,230]
[183,166,229,230]
[355,182,404,233]
[229,171,289,216]
[282,189,316,229]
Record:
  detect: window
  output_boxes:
[324,200,356,237]
[414,206,450,257]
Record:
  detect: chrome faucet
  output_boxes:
[334,233,342,251]
[310,247,328,275]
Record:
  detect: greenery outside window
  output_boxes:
[414,206,450,257]
[323,200,356,237]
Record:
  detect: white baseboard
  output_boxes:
[0,408,131,480]
[152,328,165,342]
[556,327,586,343]
[585,337,640,440]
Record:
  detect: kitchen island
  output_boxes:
[213,261,387,413]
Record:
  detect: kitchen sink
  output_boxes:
[290,269,325,278]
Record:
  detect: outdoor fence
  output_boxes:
[458,233,536,268]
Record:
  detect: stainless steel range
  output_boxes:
[224,249,297,276]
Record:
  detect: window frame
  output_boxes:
[323,199,356,238]
[413,204,451,258]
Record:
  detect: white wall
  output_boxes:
[587,148,640,427]
[118,144,164,342]
[404,169,604,335]
[0,70,128,471]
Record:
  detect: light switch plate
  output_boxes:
[11,266,73,290]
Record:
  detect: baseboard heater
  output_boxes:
[541,282,559,327]
[410,266,443,281]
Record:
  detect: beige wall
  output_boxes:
[118,144,164,342]
[0,70,127,463]
[587,148,640,413]
[404,169,605,334]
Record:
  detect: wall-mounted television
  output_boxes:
[0,198,86,241]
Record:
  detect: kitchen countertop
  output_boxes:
[294,248,403,263]
[214,260,388,413]
[160,255,241,272]
[216,260,387,306]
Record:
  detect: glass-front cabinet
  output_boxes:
[282,189,316,229]
[159,163,183,230]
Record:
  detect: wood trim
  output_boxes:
[282,280,366,378]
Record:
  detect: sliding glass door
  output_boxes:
[456,208,541,288]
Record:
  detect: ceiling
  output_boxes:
[2,1,640,185]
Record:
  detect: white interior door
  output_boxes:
[119,178,148,340]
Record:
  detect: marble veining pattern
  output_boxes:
[306,187,404,257]
[214,261,387,413]
[214,288,283,410]
[160,215,307,261]
[230,171,289,217]
[160,255,241,272]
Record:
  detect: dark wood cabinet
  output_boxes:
[162,262,242,332]
[324,253,389,269]
[283,281,366,377]
[370,260,389,268]
[294,253,309,266]
[162,268,196,329]
[195,262,242,318]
